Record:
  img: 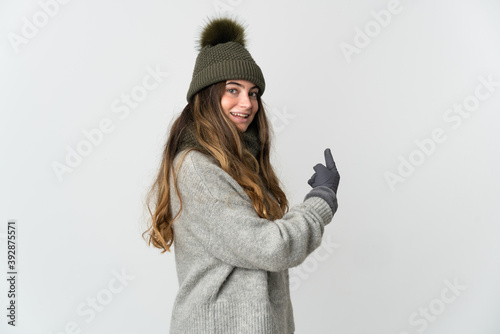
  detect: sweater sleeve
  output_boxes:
[174,150,337,272]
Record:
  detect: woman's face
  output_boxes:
[220,79,260,132]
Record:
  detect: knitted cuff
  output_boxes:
[304,186,338,214]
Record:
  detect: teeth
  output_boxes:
[230,112,249,118]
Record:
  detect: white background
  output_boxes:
[1,0,500,333]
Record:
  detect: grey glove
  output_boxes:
[308,148,340,194]
[304,148,340,214]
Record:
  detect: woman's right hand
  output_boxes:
[307,148,340,194]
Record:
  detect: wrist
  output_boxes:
[304,186,338,214]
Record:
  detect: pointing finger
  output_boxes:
[324,148,337,171]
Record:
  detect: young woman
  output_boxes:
[143,17,340,334]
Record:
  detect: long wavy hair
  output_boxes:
[142,81,289,253]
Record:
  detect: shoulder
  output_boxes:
[173,149,249,203]
[173,149,219,177]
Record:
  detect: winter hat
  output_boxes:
[186,17,265,102]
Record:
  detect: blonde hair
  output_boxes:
[142,82,289,253]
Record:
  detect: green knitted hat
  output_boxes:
[186,17,265,102]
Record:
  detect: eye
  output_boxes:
[249,91,259,99]
[227,88,238,94]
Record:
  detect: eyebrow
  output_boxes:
[226,81,259,91]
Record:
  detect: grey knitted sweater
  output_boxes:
[169,149,338,334]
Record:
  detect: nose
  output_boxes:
[237,93,252,110]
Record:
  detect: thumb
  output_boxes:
[313,163,325,173]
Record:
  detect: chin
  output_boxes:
[234,124,246,132]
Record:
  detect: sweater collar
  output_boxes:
[178,121,261,159]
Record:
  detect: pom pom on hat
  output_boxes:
[198,17,246,50]
[186,16,265,102]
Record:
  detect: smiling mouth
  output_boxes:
[230,112,249,119]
